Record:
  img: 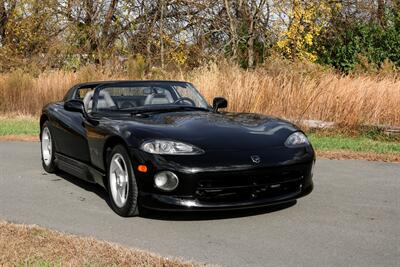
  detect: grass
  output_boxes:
[309,134,400,154]
[17,259,60,267]
[0,117,38,136]
[0,220,201,267]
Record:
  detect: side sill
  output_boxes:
[55,153,106,187]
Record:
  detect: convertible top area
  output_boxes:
[63,80,210,113]
[63,80,192,101]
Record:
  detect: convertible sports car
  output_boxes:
[40,80,314,216]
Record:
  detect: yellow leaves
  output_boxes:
[305,52,317,62]
[3,1,55,56]
[304,33,313,46]
[276,40,287,49]
[154,34,189,67]
[275,0,333,62]
[171,50,188,66]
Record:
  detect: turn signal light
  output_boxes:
[137,165,148,173]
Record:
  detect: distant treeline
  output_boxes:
[0,0,399,72]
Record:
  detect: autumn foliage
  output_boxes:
[0,1,399,71]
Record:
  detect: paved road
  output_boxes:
[0,142,399,267]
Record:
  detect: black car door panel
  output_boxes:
[49,104,91,163]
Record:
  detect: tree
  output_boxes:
[275,0,334,62]
[0,0,397,72]
[58,0,140,63]
[0,0,59,65]
[222,0,270,67]
[377,0,385,26]
[0,0,16,44]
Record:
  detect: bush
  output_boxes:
[317,16,400,73]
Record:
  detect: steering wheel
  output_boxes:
[173,97,196,106]
[120,101,136,109]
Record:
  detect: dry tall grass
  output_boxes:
[0,62,399,127]
[0,220,200,266]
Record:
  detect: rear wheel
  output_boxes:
[107,145,139,217]
[41,121,57,173]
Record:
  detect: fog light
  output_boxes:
[154,171,179,191]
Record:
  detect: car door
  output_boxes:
[50,87,97,163]
[50,103,92,164]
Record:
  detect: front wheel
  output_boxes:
[107,145,139,217]
[41,121,57,173]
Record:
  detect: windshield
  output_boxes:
[87,82,210,113]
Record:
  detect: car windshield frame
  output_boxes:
[90,81,212,114]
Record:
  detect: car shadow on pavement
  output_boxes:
[55,171,112,208]
[140,201,297,221]
[55,171,296,221]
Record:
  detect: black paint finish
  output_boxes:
[41,81,314,211]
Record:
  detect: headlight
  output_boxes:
[285,132,310,148]
[140,140,204,155]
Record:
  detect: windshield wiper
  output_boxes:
[99,105,211,115]
[168,106,211,112]
[127,106,211,115]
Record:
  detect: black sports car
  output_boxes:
[40,80,314,216]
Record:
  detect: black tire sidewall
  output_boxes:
[107,145,139,217]
[41,121,57,173]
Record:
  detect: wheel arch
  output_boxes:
[39,114,49,134]
[102,135,138,191]
[103,135,133,170]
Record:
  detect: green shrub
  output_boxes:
[316,11,400,73]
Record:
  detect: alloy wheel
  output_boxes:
[109,153,130,208]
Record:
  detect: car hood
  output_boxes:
[104,111,299,151]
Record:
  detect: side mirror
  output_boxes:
[64,99,85,114]
[212,97,228,112]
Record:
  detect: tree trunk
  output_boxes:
[377,0,385,26]
[83,0,99,62]
[102,0,119,49]
[0,0,15,44]
[160,0,165,69]
[146,6,158,69]
[0,2,7,43]
[224,0,238,60]
[247,19,255,68]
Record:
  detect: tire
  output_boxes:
[107,144,139,217]
[41,121,57,173]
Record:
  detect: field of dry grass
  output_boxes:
[0,220,202,267]
[0,62,399,127]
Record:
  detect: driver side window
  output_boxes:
[75,88,94,100]
[82,90,117,112]
[82,90,95,113]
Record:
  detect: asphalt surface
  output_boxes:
[0,141,399,267]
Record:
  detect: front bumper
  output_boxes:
[140,181,313,211]
[138,161,314,211]
[132,145,315,211]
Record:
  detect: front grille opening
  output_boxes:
[195,170,303,203]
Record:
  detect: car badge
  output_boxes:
[251,155,261,164]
